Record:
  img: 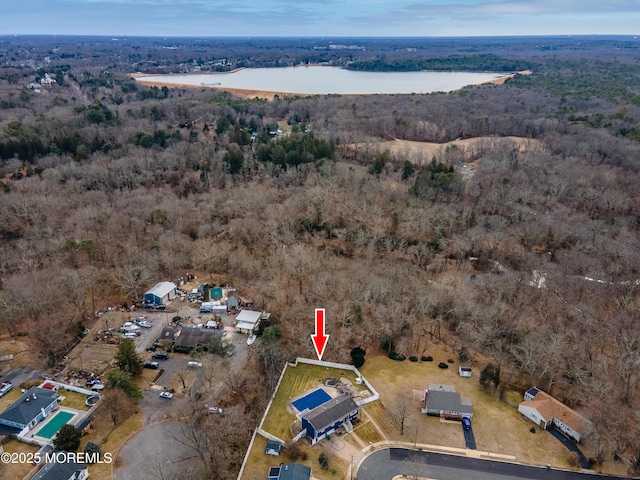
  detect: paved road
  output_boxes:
[114,421,201,480]
[356,448,628,480]
[0,366,42,386]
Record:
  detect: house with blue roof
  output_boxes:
[0,387,59,433]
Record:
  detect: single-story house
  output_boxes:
[518,387,591,442]
[268,462,311,480]
[144,282,177,305]
[421,384,473,419]
[0,387,59,433]
[32,451,88,480]
[173,330,215,353]
[235,309,263,334]
[301,394,358,445]
[157,326,216,352]
[265,440,282,456]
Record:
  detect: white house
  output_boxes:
[518,387,591,442]
[235,309,263,334]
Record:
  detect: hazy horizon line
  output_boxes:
[1,33,639,39]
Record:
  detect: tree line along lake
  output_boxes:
[134,66,509,95]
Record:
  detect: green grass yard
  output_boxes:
[58,390,90,411]
[260,361,363,441]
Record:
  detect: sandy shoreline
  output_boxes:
[131,69,532,101]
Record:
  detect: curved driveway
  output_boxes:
[356,448,628,480]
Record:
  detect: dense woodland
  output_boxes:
[2,36,640,478]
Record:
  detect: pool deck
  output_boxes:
[27,407,82,442]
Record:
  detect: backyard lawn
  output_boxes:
[240,434,349,480]
[260,361,364,441]
[359,347,578,468]
[58,390,90,411]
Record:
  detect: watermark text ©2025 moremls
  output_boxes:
[1,451,113,465]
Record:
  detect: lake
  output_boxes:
[135,66,507,95]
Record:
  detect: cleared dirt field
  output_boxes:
[0,338,43,371]
[349,135,542,166]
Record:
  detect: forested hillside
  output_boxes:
[1,36,640,476]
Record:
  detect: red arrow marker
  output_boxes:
[311,308,329,361]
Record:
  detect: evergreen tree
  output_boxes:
[479,363,501,389]
[114,339,143,377]
[350,347,366,368]
[105,369,143,400]
[53,424,82,452]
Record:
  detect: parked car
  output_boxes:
[143,303,155,310]
[208,406,223,414]
[139,321,152,328]
[246,334,257,346]
[155,304,166,310]
[143,361,159,369]
[159,391,173,399]
[152,352,169,360]
[91,383,105,391]
[462,417,471,430]
[0,382,13,397]
[187,361,203,368]
[146,346,157,352]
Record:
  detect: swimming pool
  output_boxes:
[36,411,75,440]
[292,389,331,413]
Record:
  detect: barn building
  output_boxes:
[144,282,177,306]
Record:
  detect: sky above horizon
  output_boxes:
[3,0,640,37]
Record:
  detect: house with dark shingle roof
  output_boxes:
[518,387,592,442]
[300,394,358,445]
[32,451,88,480]
[421,384,473,419]
[265,439,282,456]
[0,387,59,432]
[268,462,311,480]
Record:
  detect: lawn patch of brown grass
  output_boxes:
[0,387,21,411]
[353,421,384,445]
[240,434,347,480]
[58,390,90,411]
[86,409,144,479]
[1,439,39,480]
[359,348,579,468]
